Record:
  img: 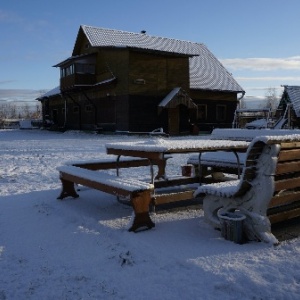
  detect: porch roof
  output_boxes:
[158,87,198,113]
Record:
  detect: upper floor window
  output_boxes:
[60,64,74,78]
[60,62,96,78]
[75,63,95,74]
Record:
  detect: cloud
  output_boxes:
[0,89,47,104]
[236,76,300,81]
[0,9,22,23]
[0,80,16,85]
[220,56,300,71]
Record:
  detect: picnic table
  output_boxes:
[106,138,250,183]
[57,133,300,243]
[57,137,249,231]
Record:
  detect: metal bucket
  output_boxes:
[218,210,246,244]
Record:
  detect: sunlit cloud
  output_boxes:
[0,89,47,104]
[220,57,300,71]
[236,76,300,81]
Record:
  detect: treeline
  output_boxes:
[0,102,41,120]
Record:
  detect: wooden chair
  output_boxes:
[194,135,300,244]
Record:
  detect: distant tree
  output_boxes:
[31,104,42,119]
[9,103,18,119]
[20,103,42,119]
[0,104,5,119]
[265,87,279,110]
[23,103,31,119]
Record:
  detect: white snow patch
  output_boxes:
[0,130,300,299]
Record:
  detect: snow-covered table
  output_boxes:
[57,139,249,232]
[106,138,250,182]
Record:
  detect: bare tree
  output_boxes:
[265,87,279,110]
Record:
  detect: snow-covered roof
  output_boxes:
[282,85,300,117]
[158,87,197,110]
[36,86,61,100]
[159,87,181,107]
[77,25,244,93]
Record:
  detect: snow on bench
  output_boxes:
[194,134,300,245]
[64,157,151,171]
[57,165,154,232]
[210,128,300,141]
[187,128,300,177]
[57,166,153,192]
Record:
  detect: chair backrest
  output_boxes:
[233,139,267,197]
[233,137,281,197]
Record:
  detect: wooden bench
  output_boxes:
[66,157,151,171]
[57,165,154,232]
[187,128,300,179]
[59,156,202,229]
[66,155,173,181]
[194,135,300,244]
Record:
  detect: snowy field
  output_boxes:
[0,129,299,299]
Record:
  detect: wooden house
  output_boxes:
[37,25,244,134]
[276,85,300,128]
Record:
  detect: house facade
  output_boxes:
[38,25,244,134]
[276,85,300,128]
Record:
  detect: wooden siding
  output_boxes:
[96,49,129,95]
[190,90,238,132]
[128,52,190,96]
[128,95,162,132]
[60,73,96,91]
[190,90,238,101]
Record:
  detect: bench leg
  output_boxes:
[57,178,79,200]
[129,190,155,232]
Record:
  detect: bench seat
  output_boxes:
[187,152,246,169]
[57,166,154,232]
[57,166,153,192]
[65,157,151,171]
[195,179,241,198]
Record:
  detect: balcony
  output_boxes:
[60,73,96,91]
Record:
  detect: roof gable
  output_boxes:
[72,25,244,93]
[158,87,197,113]
[282,85,300,117]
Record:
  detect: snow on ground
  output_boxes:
[0,129,300,299]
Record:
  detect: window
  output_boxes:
[75,63,95,74]
[197,104,207,120]
[216,105,226,121]
[60,64,74,78]
[85,105,92,112]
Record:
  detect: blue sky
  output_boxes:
[1,0,300,107]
